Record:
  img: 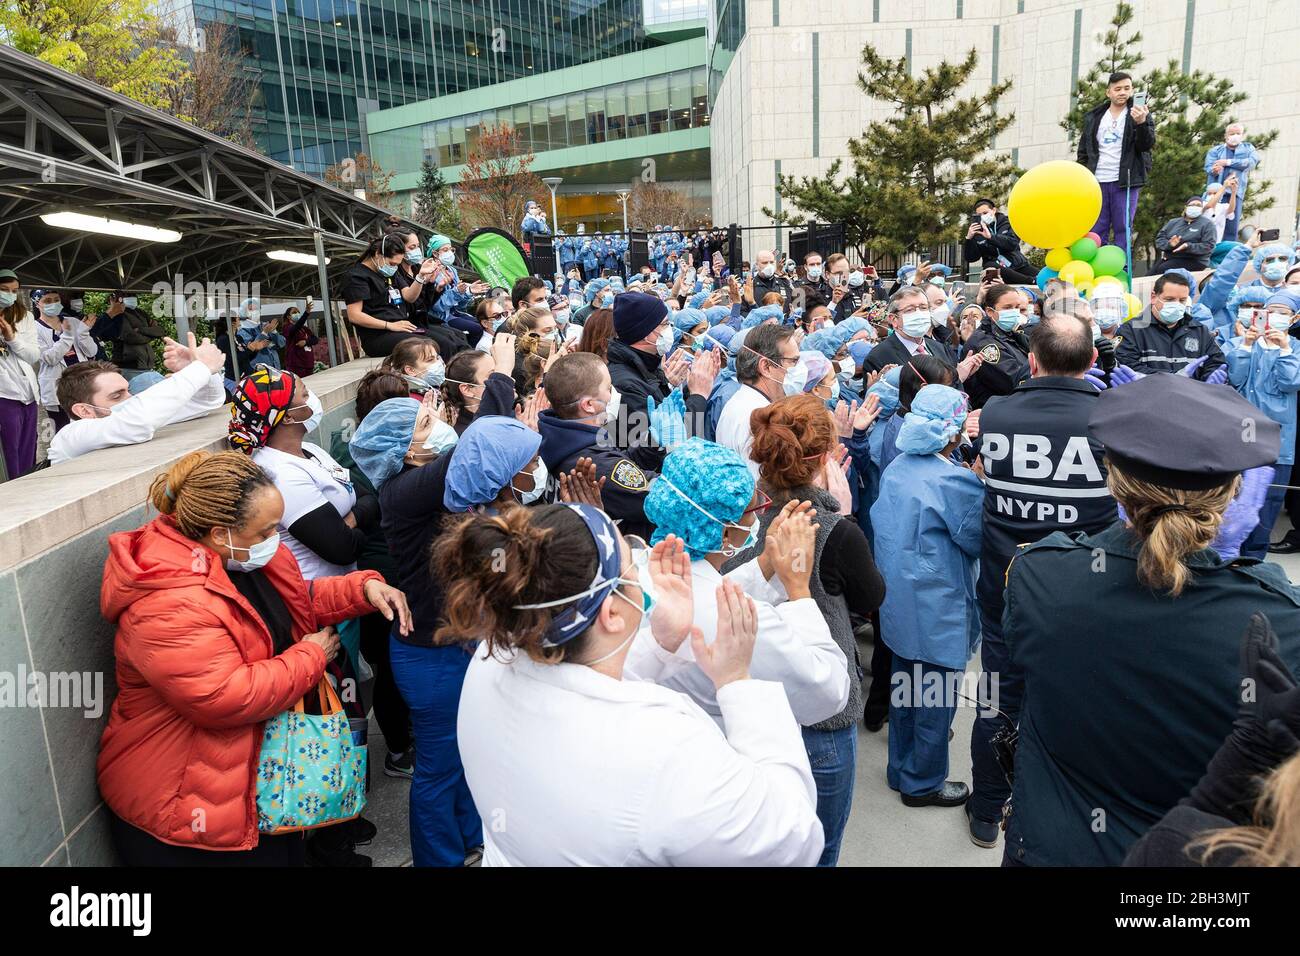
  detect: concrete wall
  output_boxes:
[0,358,379,866]
[713,0,1300,254]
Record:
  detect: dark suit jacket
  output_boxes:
[862,332,957,373]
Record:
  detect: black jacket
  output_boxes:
[745,273,792,314]
[862,331,957,373]
[962,212,1031,273]
[1115,310,1226,378]
[537,410,657,540]
[1077,100,1155,187]
[975,375,1111,609]
[959,319,1031,410]
[797,277,834,312]
[1154,214,1217,263]
[605,337,709,471]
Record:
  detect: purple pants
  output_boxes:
[1092,181,1141,263]
[0,396,37,480]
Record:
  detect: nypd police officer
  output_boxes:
[960,284,1033,410]
[967,308,1114,849]
[1001,373,1300,866]
[536,351,662,539]
[1116,271,1225,378]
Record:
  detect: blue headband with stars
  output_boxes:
[511,503,624,647]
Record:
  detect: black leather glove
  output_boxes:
[1096,335,1117,373]
[1184,613,1300,823]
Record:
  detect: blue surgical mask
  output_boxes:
[1262,261,1287,282]
[439,251,456,266]
[0,291,16,309]
[994,309,1022,332]
[378,263,398,277]
[422,360,446,388]
[1157,302,1186,325]
[406,249,424,264]
[224,529,280,572]
[806,266,823,280]
[42,303,64,318]
[823,381,840,408]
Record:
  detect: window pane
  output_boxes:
[625,78,647,138]
[463,113,481,157]
[647,76,669,134]
[548,96,568,149]
[532,102,549,151]
[514,104,531,149]
[449,118,465,164]
[669,70,691,131]
[567,92,586,144]
[586,89,605,144]
[437,119,452,166]
[692,66,709,126]
[605,84,626,141]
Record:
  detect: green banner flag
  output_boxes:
[464,228,530,289]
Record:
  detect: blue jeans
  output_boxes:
[887,655,959,797]
[801,724,857,867]
[1092,181,1141,265]
[389,636,482,867]
[968,596,1025,824]
[1242,462,1290,560]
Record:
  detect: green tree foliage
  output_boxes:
[765,45,1017,262]
[410,159,464,239]
[1,0,190,111]
[1064,2,1277,264]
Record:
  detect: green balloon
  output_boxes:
[1092,244,1127,277]
[1116,270,1130,289]
[1069,237,1099,262]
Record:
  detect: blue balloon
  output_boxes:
[1036,266,1058,290]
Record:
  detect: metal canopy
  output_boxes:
[0,43,418,294]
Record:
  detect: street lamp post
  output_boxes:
[616,189,630,236]
[542,176,562,232]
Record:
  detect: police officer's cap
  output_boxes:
[1089,375,1280,490]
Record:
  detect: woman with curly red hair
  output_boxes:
[748,393,885,865]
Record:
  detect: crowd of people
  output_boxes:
[2,93,1299,867]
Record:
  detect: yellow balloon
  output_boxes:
[1123,292,1143,319]
[1007,161,1104,250]
[1045,247,1073,271]
[1057,259,1095,286]
[1075,279,1093,296]
[1092,275,1123,289]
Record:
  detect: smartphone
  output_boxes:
[1259,228,1281,242]
[982,268,1001,283]
[1133,90,1147,107]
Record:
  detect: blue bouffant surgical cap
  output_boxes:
[896,384,968,456]
[867,366,902,419]
[644,437,755,560]
[799,352,831,392]
[444,415,542,511]
[743,303,784,330]
[701,324,735,353]
[705,305,732,327]
[349,397,420,489]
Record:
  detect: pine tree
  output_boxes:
[765,45,1017,261]
[1065,2,1277,266]
[410,159,463,239]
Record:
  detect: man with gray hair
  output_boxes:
[744,248,792,316]
[863,286,961,372]
[1204,123,1259,242]
[714,322,801,476]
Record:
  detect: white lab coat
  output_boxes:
[713,383,768,478]
[656,557,849,727]
[457,630,824,866]
[35,316,98,409]
[48,360,226,464]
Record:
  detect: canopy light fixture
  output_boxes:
[266,250,330,266]
[40,211,181,243]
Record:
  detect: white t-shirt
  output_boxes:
[253,441,357,580]
[1094,109,1126,183]
[714,384,770,478]
[1203,201,1232,244]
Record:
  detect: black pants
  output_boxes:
[360,609,412,754]
[1157,254,1209,273]
[1282,429,1300,543]
[110,811,306,866]
[358,324,468,360]
[862,611,892,726]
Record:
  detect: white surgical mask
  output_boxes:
[780,359,809,396]
[837,357,856,376]
[1095,306,1124,329]
[848,271,864,288]
[439,250,456,266]
[123,296,138,309]
[1185,205,1203,219]
[41,303,64,318]
[512,458,548,505]
[421,417,460,455]
[0,291,16,309]
[655,325,673,356]
[224,529,280,572]
[931,303,951,326]
[901,310,932,338]
[1226,134,1243,147]
[1238,307,1258,326]
[70,299,84,312]
[980,212,996,225]
[760,263,776,279]
[554,309,570,326]
[287,391,324,432]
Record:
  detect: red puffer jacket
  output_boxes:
[98,515,382,850]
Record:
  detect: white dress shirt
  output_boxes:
[48,360,226,465]
[457,629,823,866]
[713,383,769,477]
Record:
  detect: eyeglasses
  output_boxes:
[740,489,773,519]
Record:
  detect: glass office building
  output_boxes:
[179,0,648,176]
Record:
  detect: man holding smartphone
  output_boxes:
[1076,72,1154,259]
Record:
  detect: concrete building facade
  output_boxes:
[709,0,1300,257]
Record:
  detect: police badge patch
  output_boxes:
[610,459,648,491]
[1183,337,1199,353]
[979,344,1001,364]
